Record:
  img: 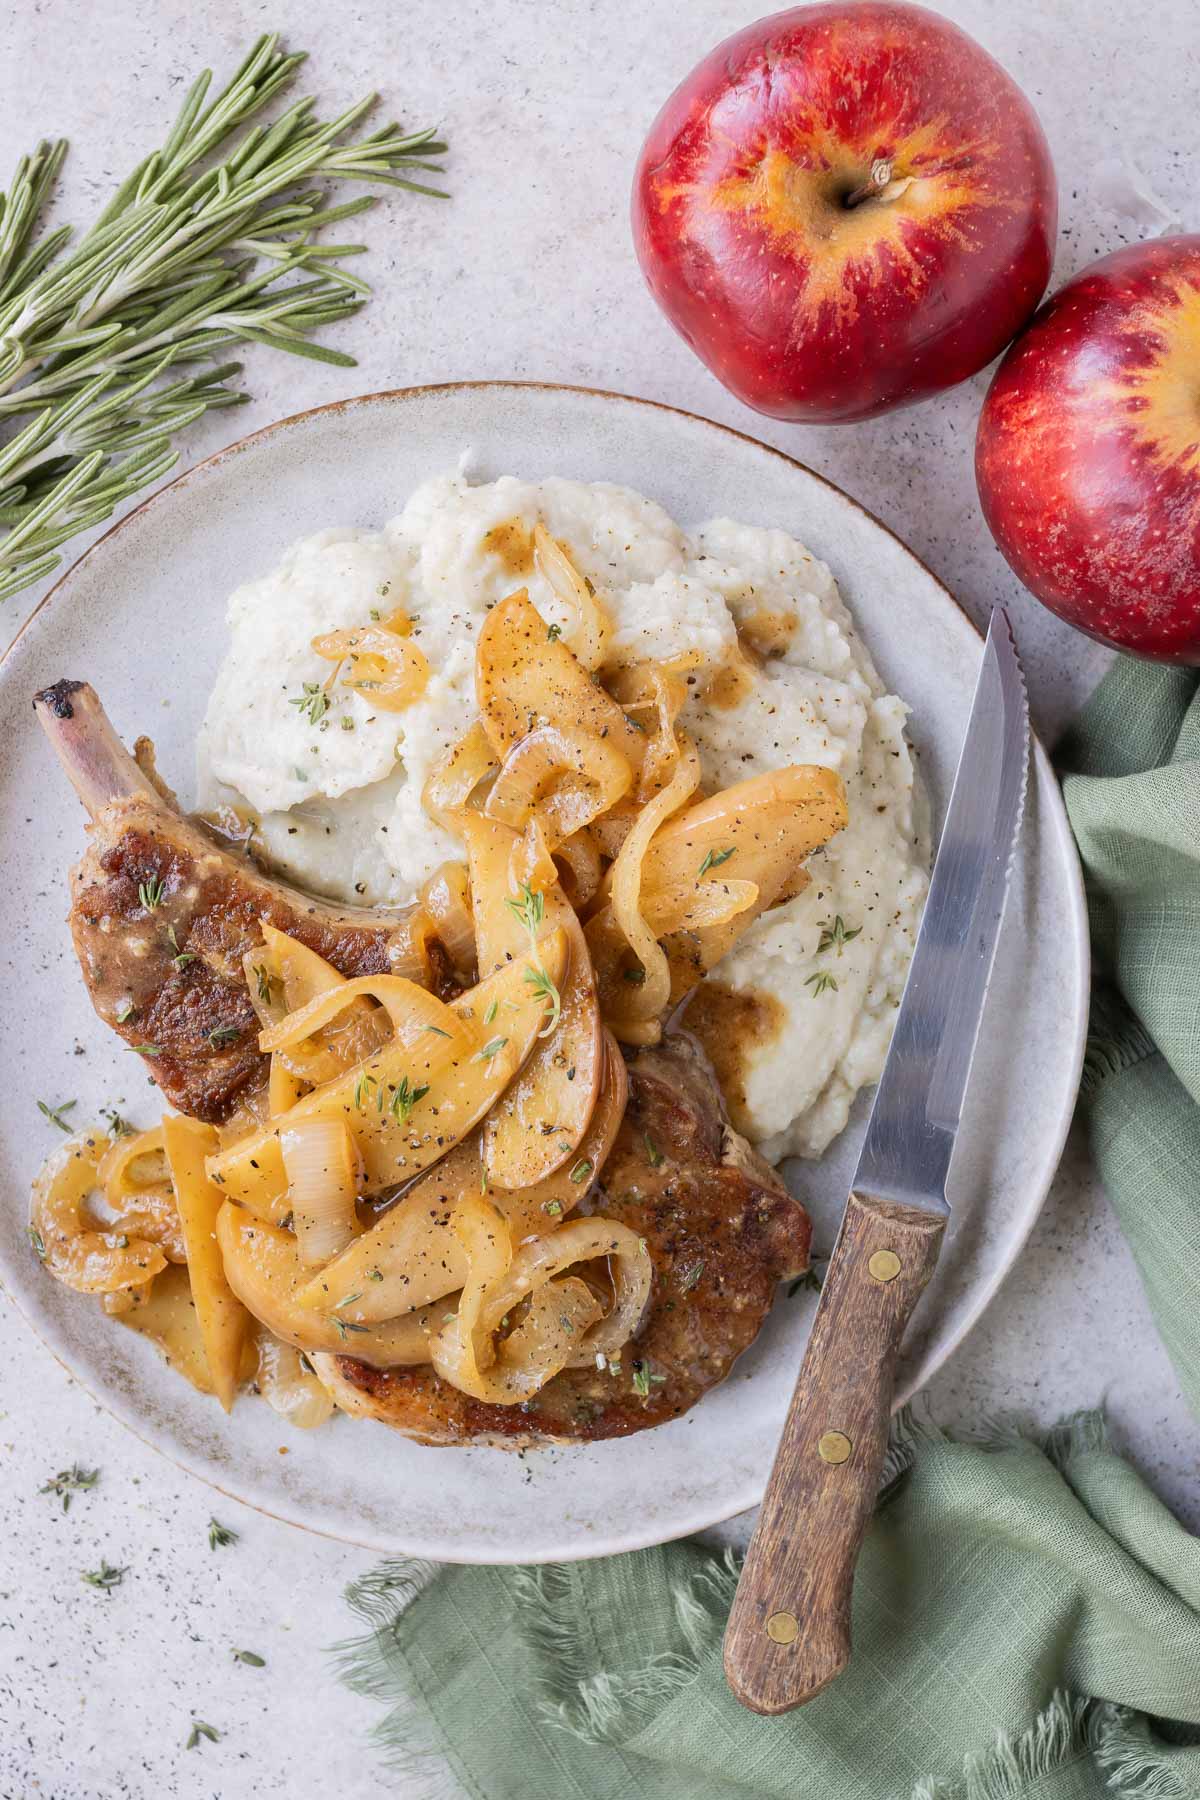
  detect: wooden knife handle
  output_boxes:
[723,1191,946,1715]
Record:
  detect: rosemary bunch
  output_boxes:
[0,35,447,601]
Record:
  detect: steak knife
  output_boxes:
[723,608,1030,1716]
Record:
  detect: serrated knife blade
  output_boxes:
[724,607,1030,1717]
[851,606,1029,1213]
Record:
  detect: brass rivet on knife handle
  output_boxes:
[765,1611,798,1645]
[868,1249,902,1283]
[723,1193,947,1715]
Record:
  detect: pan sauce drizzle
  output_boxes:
[682,981,786,1138]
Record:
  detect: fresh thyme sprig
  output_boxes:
[505,881,563,1038]
[0,35,447,602]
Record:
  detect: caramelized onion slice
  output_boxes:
[419,860,476,980]
[312,623,430,712]
[246,925,389,1085]
[422,723,499,832]
[31,1130,167,1296]
[259,974,467,1057]
[532,524,612,671]
[280,1118,362,1266]
[606,732,701,1031]
[255,1332,335,1429]
[485,724,632,850]
[432,1211,652,1404]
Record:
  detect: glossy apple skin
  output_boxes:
[632,2,1056,424]
[977,237,1200,663]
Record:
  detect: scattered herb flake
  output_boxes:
[804,971,839,997]
[389,1076,429,1125]
[817,915,862,957]
[208,1025,239,1048]
[473,1035,509,1063]
[679,1260,705,1293]
[207,1518,238,1551]
[289,682,330,727]
[334,1291,364,1311]
[233,1649,266,1667]
[252,964,276,1004]
[543,1199,563,1217]
[27,1225,46,1261]
[115,1000,135,1024]
[698,846,735,878]
[128,1043,162,1057]
[570,1158,593,1185]
[340,715,355,731]
[547,622,562,642]
[37,1098,77,1133]
[423,1023,452,1038]
[137,874,165,911]
[82,1559,126,1591]
[631,1360,666,1398]
[101,1108,133,1138]
[186,1721,220,1750]
[483,999,498,1025]
[41,1463,99,1511]
[644,1134,664,1168]
[622,966,646,985]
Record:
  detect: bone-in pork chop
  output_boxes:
[34,680,438,1123]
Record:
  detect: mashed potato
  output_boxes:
[197,473,928,1160]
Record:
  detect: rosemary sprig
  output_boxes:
[0,35,447,602]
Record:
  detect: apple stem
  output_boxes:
[845,159,894,209]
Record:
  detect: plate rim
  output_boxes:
[0,379,1090,1559]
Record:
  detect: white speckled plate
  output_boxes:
[0,383,1088,1563]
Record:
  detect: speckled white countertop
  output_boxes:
[0,1,1196,1794]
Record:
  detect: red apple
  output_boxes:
[632,2,1056,424]
[977,237,1200,663]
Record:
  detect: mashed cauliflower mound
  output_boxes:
[197,473,928,1162]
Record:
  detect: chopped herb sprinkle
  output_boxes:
[37,1098,77,1132]
[570,1158,593,1184]
[233,1649,266,1667]
[817,915,862,956]
[41,1463,99,1511]
[115,1000,135,1024]
[473,1035,509,1063]
[207,1518,238,1551]
[186,1721,220,1750]
[137,874,165,910]
[289,681,330,727]
[644,1133,664,1168]
[804,970,839,997]
[698,846,736,878]
[82,1559,126,1591]
[208,1025,240,1048]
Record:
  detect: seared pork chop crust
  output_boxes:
[69,797,437,1123]
[323,1035,810,1444]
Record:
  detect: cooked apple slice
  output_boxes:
[460,813,602,1187]
[216,1205,441,1365]
[476,588,646,770]
[294,1031,628,1323]
[161,1114,253,1412]
[206,931,568,1212]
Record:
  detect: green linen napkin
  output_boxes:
[1059,659,1200,1419]
[337,1417,1200,1799]
[335,657,1200,1800]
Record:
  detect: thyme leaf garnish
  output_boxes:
[41,1463,99,1511]
[37,1097,77,1132]
[697,846,736,878]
